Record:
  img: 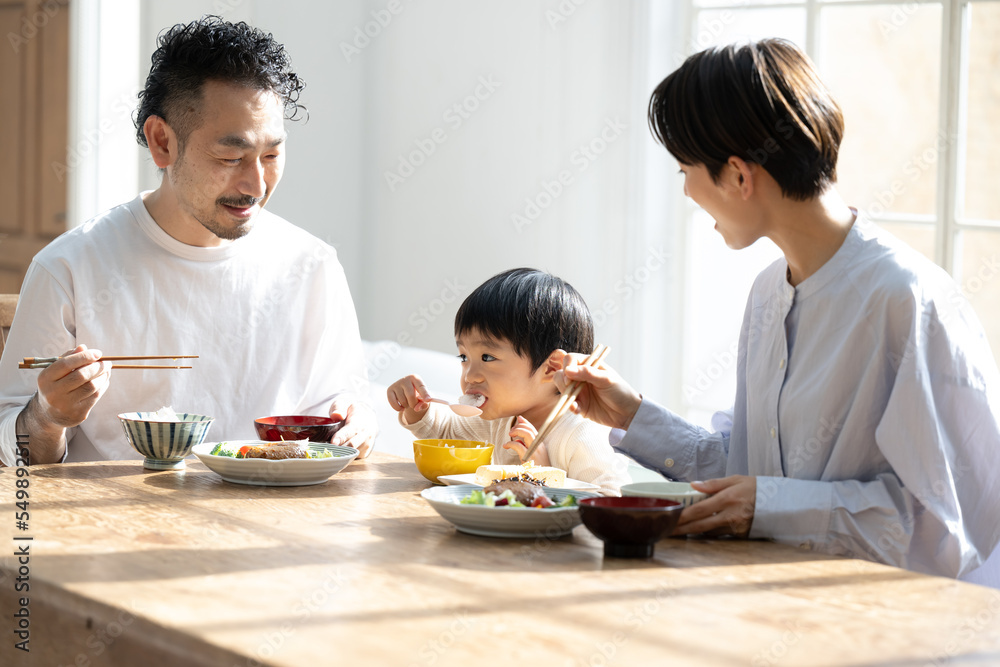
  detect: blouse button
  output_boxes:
[770,427,777,438]
[779,358,786,370]
[664,458,675,467]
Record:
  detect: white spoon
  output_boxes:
[424,397,482,417]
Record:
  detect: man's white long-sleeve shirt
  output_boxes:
[0,193,367,464]
[617,216,1000,583]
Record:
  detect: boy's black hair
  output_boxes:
[454,268,595,373]
[135,15,306,148]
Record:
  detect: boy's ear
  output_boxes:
[538,355,562,383]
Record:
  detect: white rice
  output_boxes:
[148,406,182,421]
[458,393,486,407]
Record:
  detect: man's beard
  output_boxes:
[198,194,263,241]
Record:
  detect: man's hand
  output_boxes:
[672,475,756,538]
[36,345,112,429]
[13,344,112,465]
[549,349,642,430]
[329,395,378,458]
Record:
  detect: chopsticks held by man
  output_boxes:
[0,17,377,466]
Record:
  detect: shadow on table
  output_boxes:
[846,653,1000,667]
[32,462,151,480]
[133,459,430,497]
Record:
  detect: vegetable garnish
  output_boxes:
[459,489,576,508]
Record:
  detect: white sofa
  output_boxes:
[361,340,665,484]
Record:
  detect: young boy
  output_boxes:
[386,268,630,496]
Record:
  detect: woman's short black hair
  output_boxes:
[648,38,843,201]
[134,15,306,148]
[455,268,595,373]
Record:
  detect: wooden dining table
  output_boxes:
[2,452,999,666]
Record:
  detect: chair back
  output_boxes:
[0,294,18,358]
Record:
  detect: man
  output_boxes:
[553,39,1000,585]
[0,16,376,465]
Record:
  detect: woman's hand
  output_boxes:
[549,349,643,430]
[672,475,756,538]
[503,416,549,465]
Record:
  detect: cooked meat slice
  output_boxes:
[483,478,548,506]
[242,443,307,460]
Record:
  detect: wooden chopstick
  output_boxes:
[19,364,193,370]
[520,344,609,462]
[19,355,197,370]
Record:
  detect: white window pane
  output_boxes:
[682,209,782,423]
[963,2,1000,222]
[876,221,936,263]
[693,8,806,50]
[958,230,1000,359]
[694,0,801,7]
[819,3,942,218]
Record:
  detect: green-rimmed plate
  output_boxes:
[421,484,600,538]
[192,440,358,486]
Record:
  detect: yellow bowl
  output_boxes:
[413,439,494,484]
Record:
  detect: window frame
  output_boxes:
[675,0,1000,419]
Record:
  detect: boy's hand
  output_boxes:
[503,416,550,466]
[386,374,433,425]
[549,350,642,430]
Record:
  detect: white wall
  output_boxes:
[105,0,684,404]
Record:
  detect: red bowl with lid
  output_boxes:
[578,496,684,558]
[253,415,345,443]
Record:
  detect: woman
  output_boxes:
[554,38,1000,584]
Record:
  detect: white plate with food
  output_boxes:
[421,484,599,538]
[436,473,599,491]
[192,440,358,486]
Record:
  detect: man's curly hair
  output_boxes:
[134,15,306,147]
